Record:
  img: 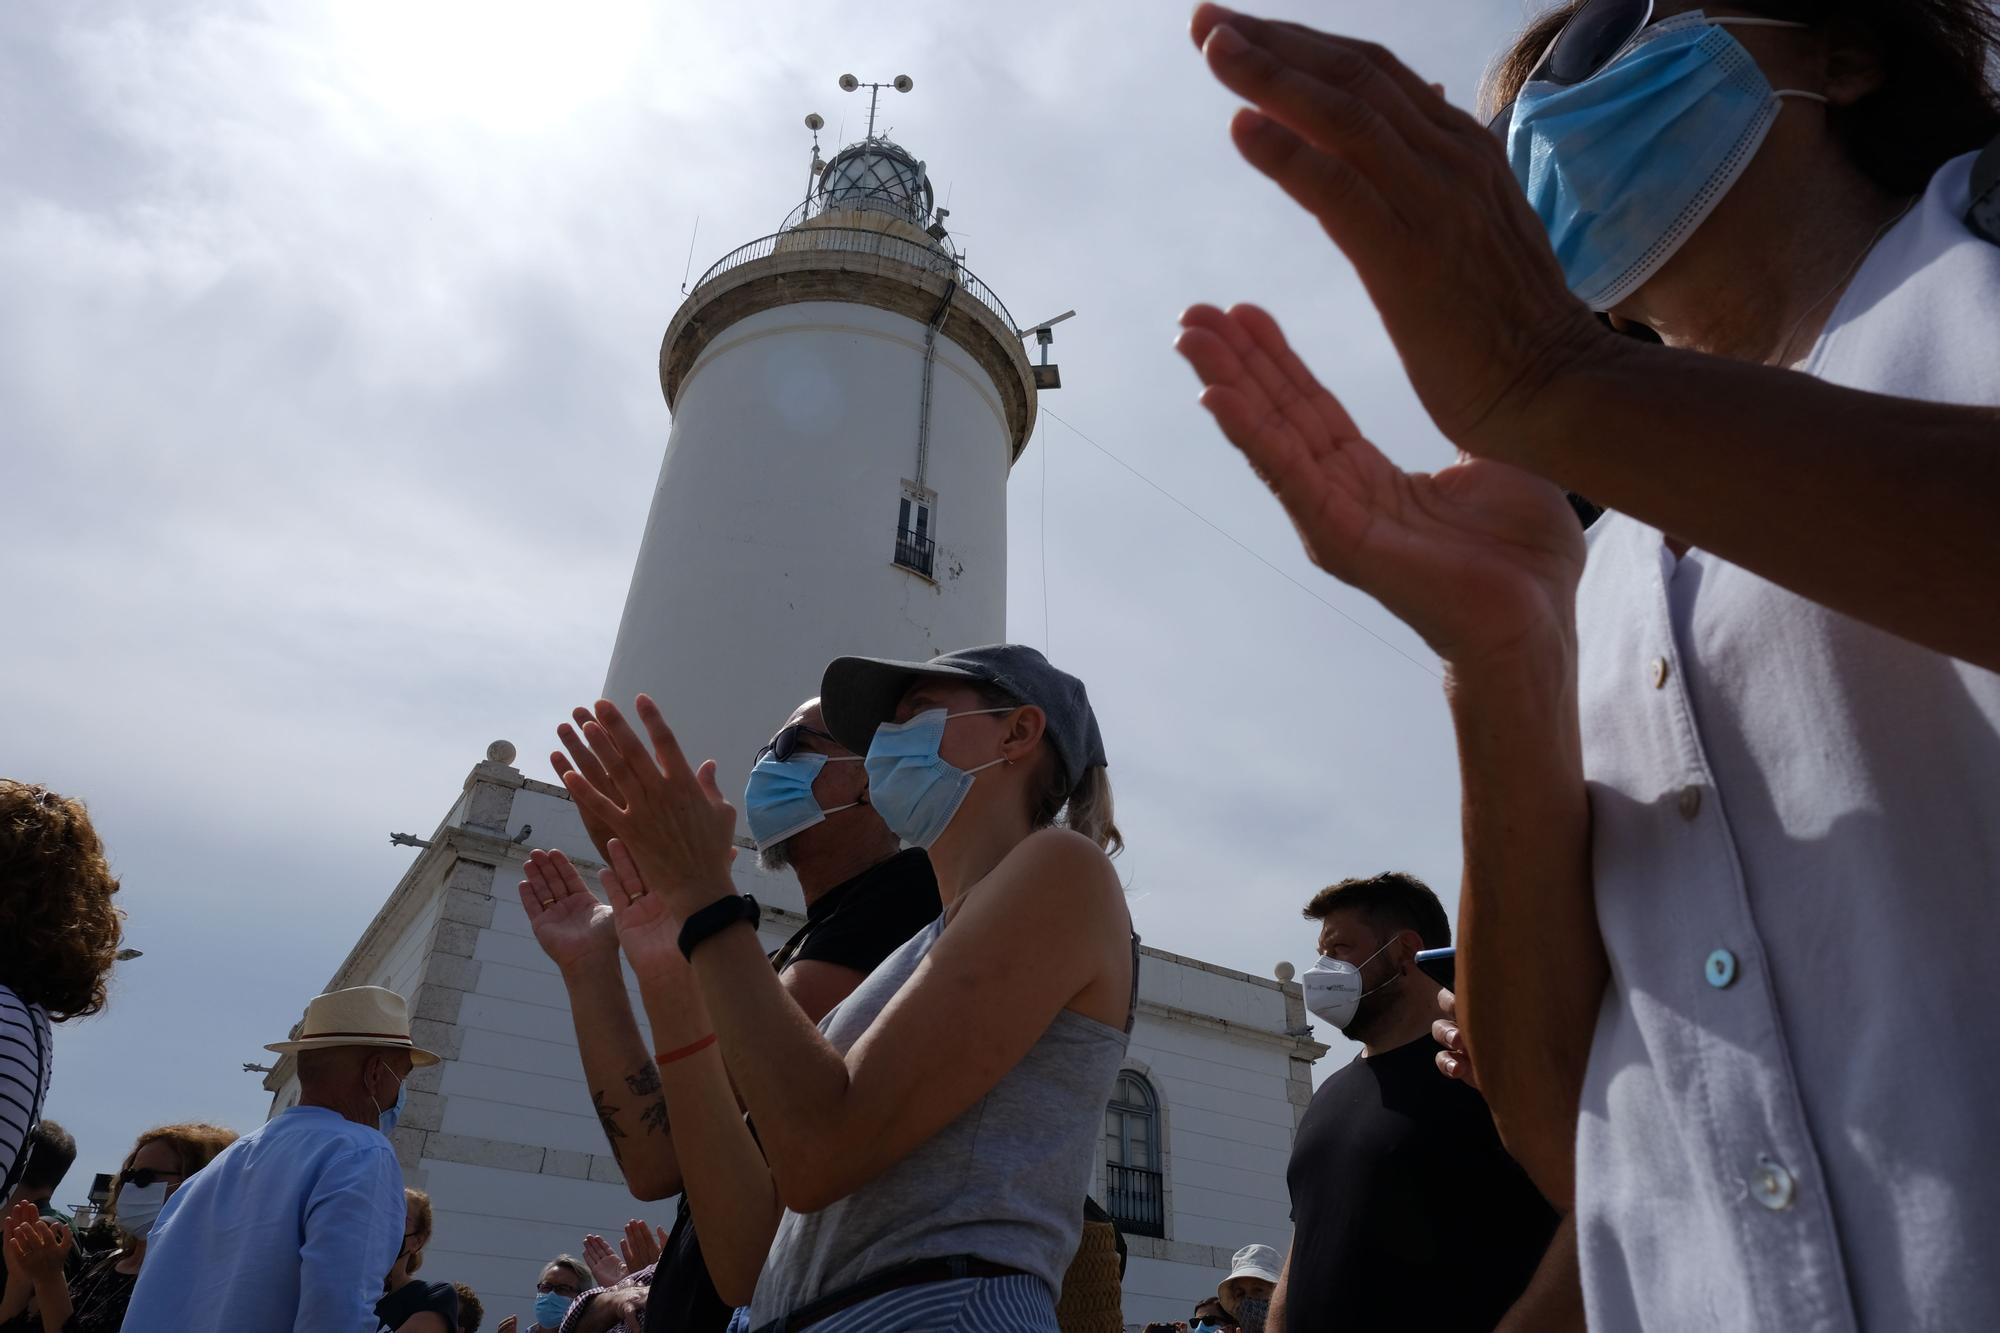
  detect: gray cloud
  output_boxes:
[4,0,1539,1176]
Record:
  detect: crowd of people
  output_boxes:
[5,0,1998,1328]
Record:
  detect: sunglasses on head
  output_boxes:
[1489,1,1810,136]
[756,721,842,763]
[121,1167,184,1190]
[1489,0,1656,135]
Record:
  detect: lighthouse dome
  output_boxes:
[811,138,935,227]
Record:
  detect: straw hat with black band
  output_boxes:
[265,986,440,1066]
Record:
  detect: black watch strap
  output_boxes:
[678,893,761,961]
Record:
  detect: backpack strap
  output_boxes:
[1970,132,2000,245]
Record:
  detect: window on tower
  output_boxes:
[893,494,935,580]
[1104,1071,1166,1237]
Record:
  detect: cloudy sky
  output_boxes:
[4,0,1540,1189]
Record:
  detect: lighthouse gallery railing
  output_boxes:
[687,227,1019,335]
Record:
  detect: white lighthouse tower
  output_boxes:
[603,77,1040,918]
[268,81,1324,1331]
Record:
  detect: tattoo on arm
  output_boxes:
[592,1088,627,1159]
[624,1063,669,1135]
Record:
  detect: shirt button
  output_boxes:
[1650,656,1671,688]
[1705,948,1737,988]
[1678,785,1702,820]
[1750,1156,1796,1211]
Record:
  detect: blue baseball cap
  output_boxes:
[821,644,1108,789]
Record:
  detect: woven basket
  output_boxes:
[1056,1218,1126,1333]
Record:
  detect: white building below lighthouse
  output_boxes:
[264,81,1326,1330]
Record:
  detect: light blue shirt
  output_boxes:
[1573,154,2000,1333]
[124,1105,404,1333]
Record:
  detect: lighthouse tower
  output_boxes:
[271,80,1323,1331]
[603,77,1039,915]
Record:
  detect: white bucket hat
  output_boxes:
[1219,1242,1282,1300]
[265,985,440,1066]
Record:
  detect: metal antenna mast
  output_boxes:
[837,73,913,137]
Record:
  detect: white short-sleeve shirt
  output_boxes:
[1574,150,2000,1333]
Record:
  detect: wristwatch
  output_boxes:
[677,893,761,961]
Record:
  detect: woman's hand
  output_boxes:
[1187,5,1613,458]
[519,851,618,975]
[599,841,701,995]
[555,698,738,920]
[618,1218,667,1272]
[580,1233,626,1288]
[5,1216,71,1287]
[1177,302,1585,667]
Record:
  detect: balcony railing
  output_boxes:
[1105,1163,1165,1238]
[686,226,1018,335]
[893,527,935,579]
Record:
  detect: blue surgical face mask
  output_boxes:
[534,1290,575,1327]
[372,1066,408,1137]
[743,751,862,852]
[863,707,1013,849]
[1506,12,1823,309]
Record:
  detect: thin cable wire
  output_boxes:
[1039,417,1051,654]
[1040,406,1441,681]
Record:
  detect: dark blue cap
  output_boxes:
[822,643,1108,789]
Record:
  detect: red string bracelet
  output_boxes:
[656,1033,717,1066]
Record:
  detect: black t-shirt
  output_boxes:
[645,850,941,1333]
[1285,1036,1558,1333]
[376,1279,459,1332]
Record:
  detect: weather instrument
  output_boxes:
[838,72,913,138]
[1017,309,1075,390]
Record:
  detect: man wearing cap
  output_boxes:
[123,985,432,1332]
[1216,1244,1279,1332]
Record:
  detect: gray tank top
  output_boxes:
[748,915,1136,1320]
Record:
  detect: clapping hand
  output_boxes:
[618,1217,667,1272]
[1187,5,1608,459]
[554,698,738,921]
[4,1215,71,1286]
[519,850,618,974]
[1176,302,1584,667]
[581,1232,626,1288]
[1433,987,1480,1089]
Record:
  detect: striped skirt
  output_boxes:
[742,1274,1058,1333]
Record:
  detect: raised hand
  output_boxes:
[6,1217,71,1286]
[581,1232,626,1288]
[555,697,738,920]
[1433,987,1481,1089]
[1177,302,1585,666]
[1188,6,1613,459]
[619,1217,667,1271]
[519,850,618,974]
[496,1317,517,1333]
[599,841,697,987]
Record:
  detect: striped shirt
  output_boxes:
[0,984,54,1197]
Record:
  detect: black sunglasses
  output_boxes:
[1488,0,1655,136]
[537,1280,581,1295]
[756,721,840,763]
[121,1167,184,1190]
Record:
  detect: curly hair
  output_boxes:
[0,780,124,1020]
[111,1122,238,1227]
[453,1283,484,1333]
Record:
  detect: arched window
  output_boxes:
[1104,1071,1164,1237]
